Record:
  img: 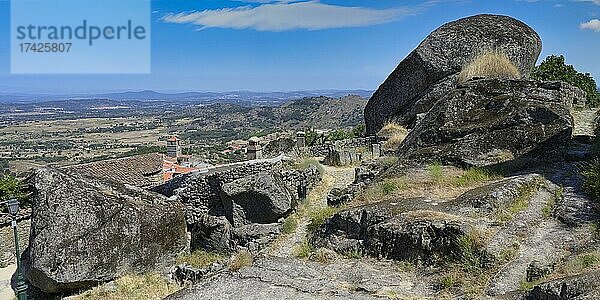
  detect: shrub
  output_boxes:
[531,55,600,107]
[0,174,28,212]
[176,249,223,268]
[352,124,366,138]
[229,250,253,271]
[458,50,521,83]
[327,129,355,141]
[582,159,600,202]
[304,129,320,146]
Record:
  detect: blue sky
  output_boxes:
[0,0,598,93]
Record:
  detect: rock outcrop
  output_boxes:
[365,14,542,134]
[156,159,322,253]
[221,173,293,227]
[24,168,187,294]
[398,79,575,167]
[165,256,437,300]
[311,198,473,264]
[524,270,600,300]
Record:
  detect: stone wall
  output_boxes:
[0,211,31,268]
[154,159,321,226]
[308,137,375,158]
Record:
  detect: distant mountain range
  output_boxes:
[0,89,374,104]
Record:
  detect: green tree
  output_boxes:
[531,55,600,107]
[352,124,366,138]
[0,174,27,212]
[327,129,355,142]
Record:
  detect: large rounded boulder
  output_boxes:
[365,14,542,134]
[220,172,293,227]
[24,168,187,294]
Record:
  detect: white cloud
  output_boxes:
[580,19,600,31]
[575,0,600,5]
[162,1,417,31]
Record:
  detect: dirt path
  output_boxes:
[267,165,355,258]
[0,264,15,300]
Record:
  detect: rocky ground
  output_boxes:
[167,158,600,300]
[0,264,16,300]
[267,165,355,258]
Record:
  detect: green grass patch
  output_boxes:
[307,206,339,232]
[176,249,223,269]
[282,216,299,235]
[293,239,314,259]
[436,232,522,298]
[451,168,500,187]
[427,162,444,183]
[357,177,408,203]
[519,280,537,292]
[494,181,541,223]
[455,230,489,271]
[378,156,399,168]
[558,251,600,274]
[342,250,362,259]
[439,270,463,290]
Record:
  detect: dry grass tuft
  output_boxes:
[378,122,409,150]
[229,250,253,272]
[75,273,179,300]
[351,165,501,207]
[176,249,223,269]
[458,51,521,83]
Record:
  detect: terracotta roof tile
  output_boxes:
[64,153,164,188]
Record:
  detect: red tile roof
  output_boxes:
[64,153,164,188]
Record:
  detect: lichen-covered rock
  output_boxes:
[24,168,187,294]
[311,198,472,264]
[523,270,600,300]
[189,215,233,252]
[398,79,574,167]
[365,14,542,134]
[221,172,293,227]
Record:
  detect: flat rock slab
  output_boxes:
[166,256,435,300]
